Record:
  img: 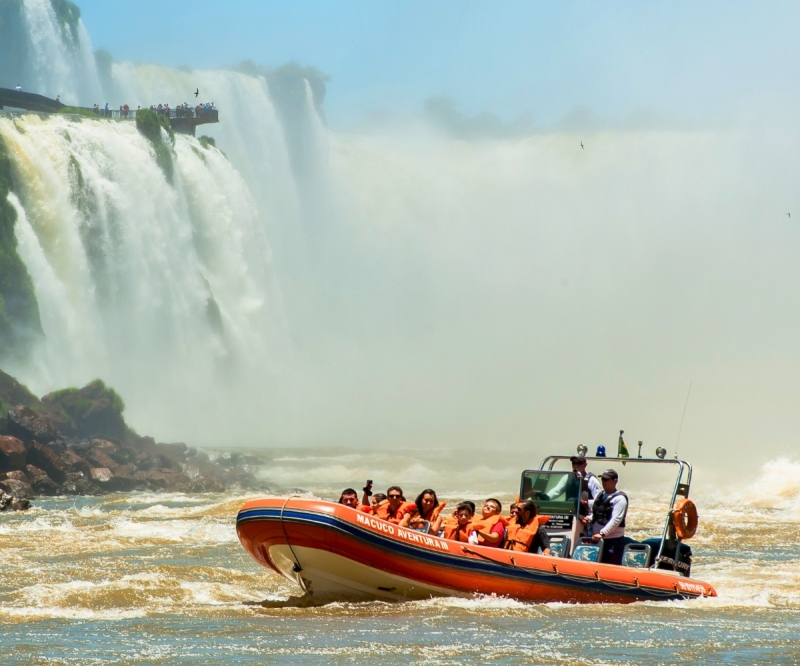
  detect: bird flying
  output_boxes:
[580,141,584,150]
[194,88,199,98]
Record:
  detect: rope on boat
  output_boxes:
[280,496,308,591]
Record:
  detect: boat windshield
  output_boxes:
[519,470,581,519]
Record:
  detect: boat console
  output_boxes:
[518,453,696,576]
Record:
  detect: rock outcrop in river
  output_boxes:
[0,369,261,508]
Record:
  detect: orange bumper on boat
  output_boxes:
[236,497,717,603]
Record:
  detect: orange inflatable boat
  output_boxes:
[237,453,717,603]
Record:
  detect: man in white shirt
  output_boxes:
[589,469,628,565]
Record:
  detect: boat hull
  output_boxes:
[236,498,717,603]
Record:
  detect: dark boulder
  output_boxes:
[84,446,120,472]
[224,466,259,489]
[26,440,68,483]
[61,471,104,495]
[41,380,127,440]
[189,475,225,493]
[0,435,27,470]
[6,407,58,444]
[133,469,192,492]
[60,449,91,475]
[26,465,61,496]
[0,478,34,499]
[1,469,29,483]
[0,490,31,511]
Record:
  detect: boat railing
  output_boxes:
[538,455,693,574]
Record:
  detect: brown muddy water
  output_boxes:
[1,447,798,664]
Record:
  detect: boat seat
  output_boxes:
[621,543,652,568]
[548,535,572,558]
[572,537,605,563]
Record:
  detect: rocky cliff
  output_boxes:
[0,369,262,509]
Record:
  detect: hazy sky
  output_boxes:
[76,0,800,127]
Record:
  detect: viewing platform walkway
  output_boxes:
[0,87,218,136]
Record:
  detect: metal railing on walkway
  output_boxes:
[93,108,219,122]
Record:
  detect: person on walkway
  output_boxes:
[589,469,629,566]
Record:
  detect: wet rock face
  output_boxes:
[0,435,27,470]
[0,372,267,507]
[41,380,127,440]
[0,478,34,499]
[0,490,30,511]
[6,407,58,444]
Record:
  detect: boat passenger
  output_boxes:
[399,489,446,534]
[509,502,520,521]
[468,498,506,547]
[443,502,475,542]
[504,499,551,555]
[375,486,415,523]
[370,493,387,513]
[588,469,628,565]
[338,488,359,509]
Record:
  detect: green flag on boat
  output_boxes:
[618,430,629,465]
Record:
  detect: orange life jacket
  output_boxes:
[469,514,507,545]
[504,516,544,552]
[375,500,416,524]
[442,515,473,542]
[358,505,373,514]
[407,502,447,525]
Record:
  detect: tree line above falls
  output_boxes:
[0,368,265,510]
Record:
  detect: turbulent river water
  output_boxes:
[1,449,799,664]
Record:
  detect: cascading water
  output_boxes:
[0,0,101,104]
[2,0,800,461]
[0,112,284,442]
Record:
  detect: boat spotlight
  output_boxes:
[577,444,588,456]
[656,447,667,459]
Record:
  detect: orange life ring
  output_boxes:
[672,498,698,539]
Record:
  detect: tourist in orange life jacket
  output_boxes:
[375,486,415,523]
[468,498,507,547]
[504,499,551,555]
[399,489,446,534]
[508,502,520,522]
[443,502,475,542]
[370,493,386,513]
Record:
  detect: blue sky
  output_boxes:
[76,0,800,127]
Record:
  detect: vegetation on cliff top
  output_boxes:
[0,137,43,363]
[58,106,102,118]
[135,108,175,184]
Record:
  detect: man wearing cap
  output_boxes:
[543,455,602,503]
[588,469,629,566]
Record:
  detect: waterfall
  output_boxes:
[2,0,800,458]
[0,0,101,104]
[0,113,284,442]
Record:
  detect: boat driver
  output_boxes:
[543,455,602,502]
[588,469,629,566]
